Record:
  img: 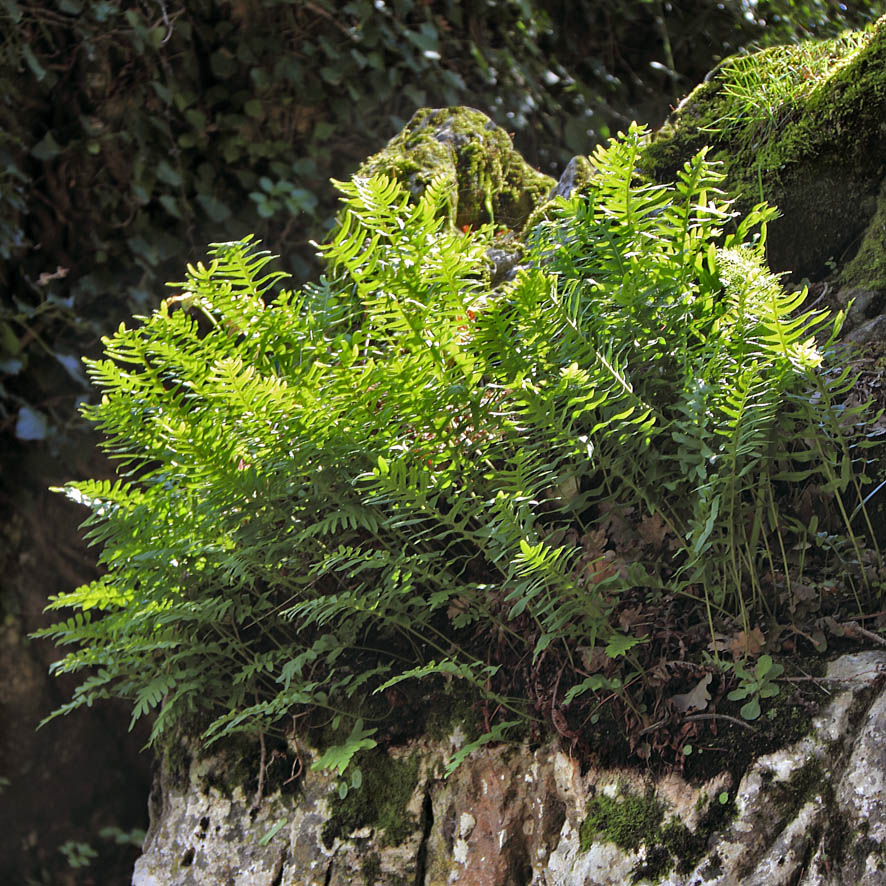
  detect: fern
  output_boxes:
[37,127,879,772]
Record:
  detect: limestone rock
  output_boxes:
[548,155,594,201]
[0,494,152,884]
[846,313,886,345]
[132,651,886,885]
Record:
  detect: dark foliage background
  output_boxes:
[1,1,884,882]
[2,0,883,459]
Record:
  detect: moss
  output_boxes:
[642,16,886,279]
[361,851,382,885]
[356,106,555,232]
[321,748,421,849]
[758,756,830,843]
[159,733,194,790]
[423,683,482,742]
[841,178,886,290]
[681,677,819,787]
[159,726,299,800]
[579,788,664,853]
[579,784,738,882]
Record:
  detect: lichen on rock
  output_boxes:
[354,106,555,232]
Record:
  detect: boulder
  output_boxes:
[643,16,886,284]
[355,106,555,232]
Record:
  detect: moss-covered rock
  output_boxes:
[321,749,421,849]
[579,788,665,854]
[132,652,886,885]
[643,17,886,281]
[842,177,886,290]
[355,106,555,232]
[577,783,737,881]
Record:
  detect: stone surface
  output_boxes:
[132,651,886,886]
[643,17,886,283]
[1,484,152,884]
[355,106,555,232]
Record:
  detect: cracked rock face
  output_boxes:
[132,652,886,886]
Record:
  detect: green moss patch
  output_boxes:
[580,790,665,854]
[321,749,421,849]
[645,29,872,177]
[643,17,886,279]
[841,178,886,290]
[580,786,737,882]
[356,106,555,232]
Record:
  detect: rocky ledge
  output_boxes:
[132,651,886,886]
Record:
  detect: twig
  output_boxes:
[304,1,354,39]
[784,663,831,695]
[639,710,758,736]
[255,730,267,807]
[841,621,886,647]
[283,752,303,786]
[781,667,885,683]
[685,712,757,731]
[804,280,830,312]
[283,713,305,785]
[154,0,174,44]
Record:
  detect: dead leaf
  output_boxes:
[729,626,765,659]
[597,501,636,549]
[579,645,609,673]
[447,597,469,622]
[791,582,818,602]
[637,512,668,548]
[670,673,712,714]
[618,606,645,632]
[707,633,732,654]
[583,550,618,585]
[581,528,607,556]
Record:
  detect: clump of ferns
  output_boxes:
[37,124,880,771]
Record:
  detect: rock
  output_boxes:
[355,106,555,232]
[836,286,884,330]
[643,17,886,283]
[0,489,152,884]
[841,177,886,294]
[486,246,523,283]
[548,155,595,200]
[132,651,886,885]
[846,313,886,345]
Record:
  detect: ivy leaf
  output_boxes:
[197,194,232,223]
[55,353,89,388]
[31,132,62,161]
[15,406,49,441]
[156,161,182,187]
[244,99,264,119]
[21,44,47,82]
